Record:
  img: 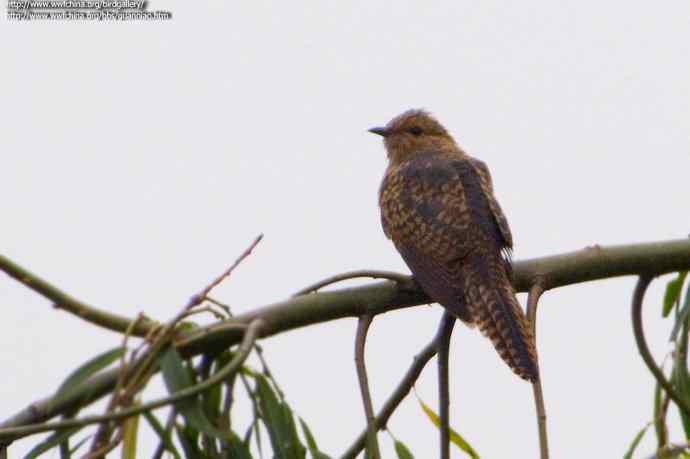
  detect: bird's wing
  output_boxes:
[379,154,505,321]
[465,158,514,250]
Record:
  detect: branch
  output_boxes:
[527,284,549,459]
[293,270,414,296]
[0,319,263,442]
[631,276,690,417]
[2,239,690,435]
[0,254,157,337]
[341,312,455,459]
[437,313,456,459]
[354,315,380,459]
[513,239,690,290]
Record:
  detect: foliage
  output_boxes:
[626,272,690,458]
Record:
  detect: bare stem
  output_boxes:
[355,314,380,459]
[437,312,456,459]
[293,270,414,297]
[341,312,455,459]
[527,284,549,459]
[0,254,156,337]
[631,276,690,417]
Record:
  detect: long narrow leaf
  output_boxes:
[299,417,331,459]
[55,347,124,402]
[671,282,690,342]
[175,424,204,459]
[225,430,254,459]
[623,423,650,459]
[282,404,307,459]
[415,393,479,459]
[255,375,305,459]
[393,440,415,459]
[143,412,181,459]
[159,346,227,440]
[664,271,688,317]
[674,285,690,439]
[23,427,80,459]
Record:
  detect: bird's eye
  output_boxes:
[408,126,423,136]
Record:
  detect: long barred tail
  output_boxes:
[463,253,540,382]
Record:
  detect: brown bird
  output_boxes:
[371,109,539,382]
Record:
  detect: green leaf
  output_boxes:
[282,404,307,458]
[670,281,690,342]
[393,440,415,459]
[415,393,479,459]
[663,271,688,317]
[55,347,125,402]
[159,346,227,440]
[143,412,181,459]
[23,427,80,459]
[202,357,227,422]
[121,411,140,459]
[299,417,331,459]
[623,423,650,459]
[225,430,254,459]
[654,381,668,446]
[255,375,305,459]
[175,424,204,459]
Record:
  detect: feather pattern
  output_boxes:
[379,146,539,381]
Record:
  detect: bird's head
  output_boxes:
[369,109,458,164]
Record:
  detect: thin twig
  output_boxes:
[0,254,157,337]
[88,314,146,454]
[340,312,454,459]
[88,233,265,452]
[437,312,456,459]
[206,296,232,312]
[0,319,264,442]
[354,314,380,459]
[527,284,549,459]
[187,234,264,309]
[293,270,414,296]
[631,276,690,417]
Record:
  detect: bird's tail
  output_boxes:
[462,253,540,382]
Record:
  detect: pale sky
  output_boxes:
[2,1,690,457]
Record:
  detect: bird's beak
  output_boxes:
[368,126,389,137]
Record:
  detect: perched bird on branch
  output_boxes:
[371,109,539,382]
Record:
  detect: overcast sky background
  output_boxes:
[2,1,690,457]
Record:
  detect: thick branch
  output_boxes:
[513,239,690,290]
[2,238,690,433]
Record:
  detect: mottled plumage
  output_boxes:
[371,109,539,382]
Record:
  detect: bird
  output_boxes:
[371,109,539,382]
